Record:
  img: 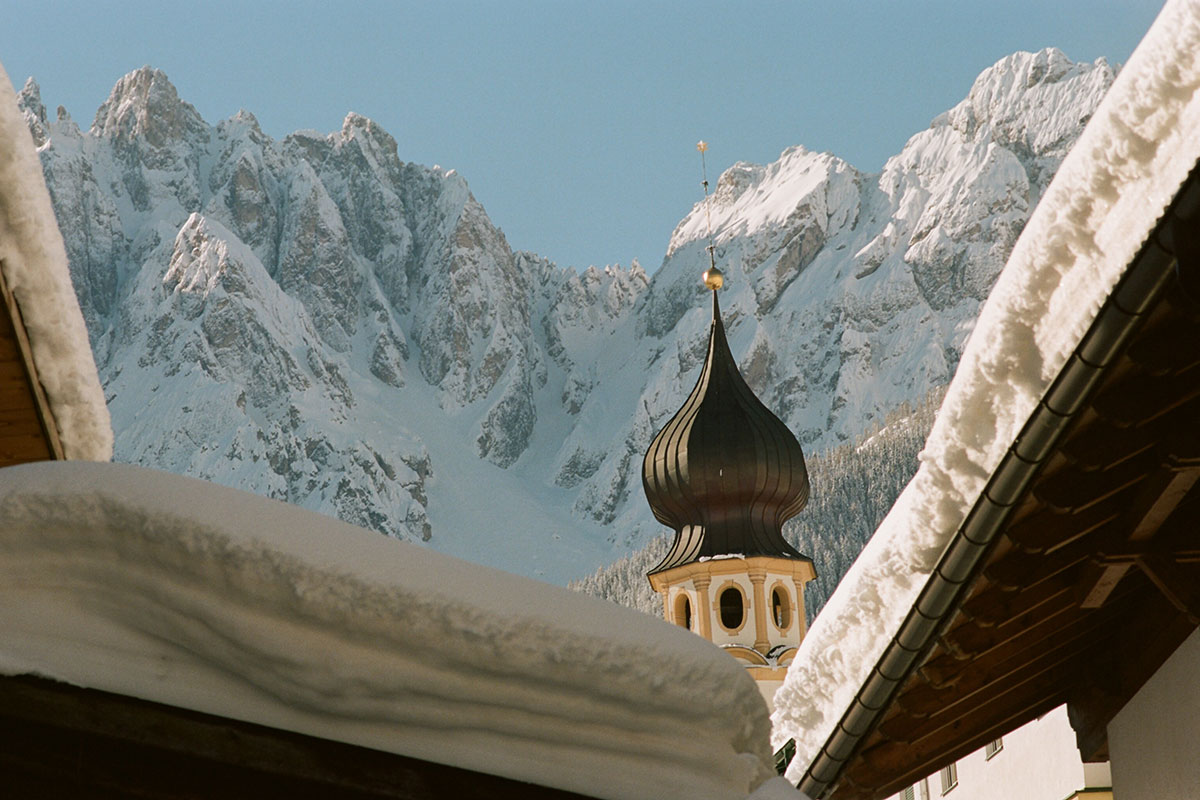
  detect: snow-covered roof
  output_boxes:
[771,0,1200,784]
[0,461,778,800]
[0,62,111,461]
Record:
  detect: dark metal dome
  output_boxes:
[643,290,810,575]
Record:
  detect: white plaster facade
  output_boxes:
[1109,627,1200,799]
[891,706,1111,800]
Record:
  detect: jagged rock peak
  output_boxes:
[164,213,244,295]
[985,47,1096,89]
[225,108,263,134]
[16,77,48,147]
[934,48,1114,150]
[17,77,45,122]
[340,111,400,162]
[667,144,855,256]
[92,66,207,147]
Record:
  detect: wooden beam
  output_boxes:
[0,674,598,800]
[1059,395,1200,472]
[1136,552,1200,623]
[1092,365,1200,427]
[999,465,1198,610]
[1066,589,1199,764]
[985,512,1125,590]
[911,625,1101,741]
[1126,317,1200,375]
[959,571,1073,628]
[1034,450,1158,514]
[1075,462,1200,609]
[1067,679,1120,761]
[1003,496,1123,556]
[1060,419,1155,473]
[921,585,1115,689]
[1128,466,1200,540]
[1078,560,1134,610]
[921,578,1138,691]
[898,606,1111,720]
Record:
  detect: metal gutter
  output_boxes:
[797,160,1200,799]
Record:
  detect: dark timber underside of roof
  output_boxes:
[0,674,598,800]
[821,173,1200,799]
[0,259,62,465]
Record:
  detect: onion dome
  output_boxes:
[643,285,810,575]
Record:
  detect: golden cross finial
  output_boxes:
[696,140,718,287]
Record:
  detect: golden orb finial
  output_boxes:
[703,266,724,291]
[697,140,708,153]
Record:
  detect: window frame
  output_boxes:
[713,580,749,634]
[673,592,693,630]
[901,777,929,800]
[769,581,792,631]
[939,762,957,795]
[984,737,1003,760]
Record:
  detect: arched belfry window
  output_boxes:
[674,593,692,630]
[719,587,744,630]
[772,586,791,630]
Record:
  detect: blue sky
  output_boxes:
[2,1,1164,273]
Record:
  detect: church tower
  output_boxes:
[642,266,815,709]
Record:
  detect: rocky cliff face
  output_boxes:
[21,49,1113,581]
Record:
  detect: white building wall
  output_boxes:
[890,706,1110,800]
[1109,627,1200,799]
[757,678,784,713]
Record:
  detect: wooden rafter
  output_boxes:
[901,607,1111,718]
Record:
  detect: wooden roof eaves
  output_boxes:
[0,257,65,462]
[1,673,600,799]
[797,161,1200,800]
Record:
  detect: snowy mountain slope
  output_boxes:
[22,49,1112,583]
[567,48,1113,543]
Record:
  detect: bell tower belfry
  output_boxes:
[642,264,816,710]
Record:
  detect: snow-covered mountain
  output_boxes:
[21,48,1113,583]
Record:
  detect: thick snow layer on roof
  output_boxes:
[748,777,813,800]
[772,0,1200,780]
[0,461,776,800]
[0,63,111,460]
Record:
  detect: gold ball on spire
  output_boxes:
[703,266,724,291]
